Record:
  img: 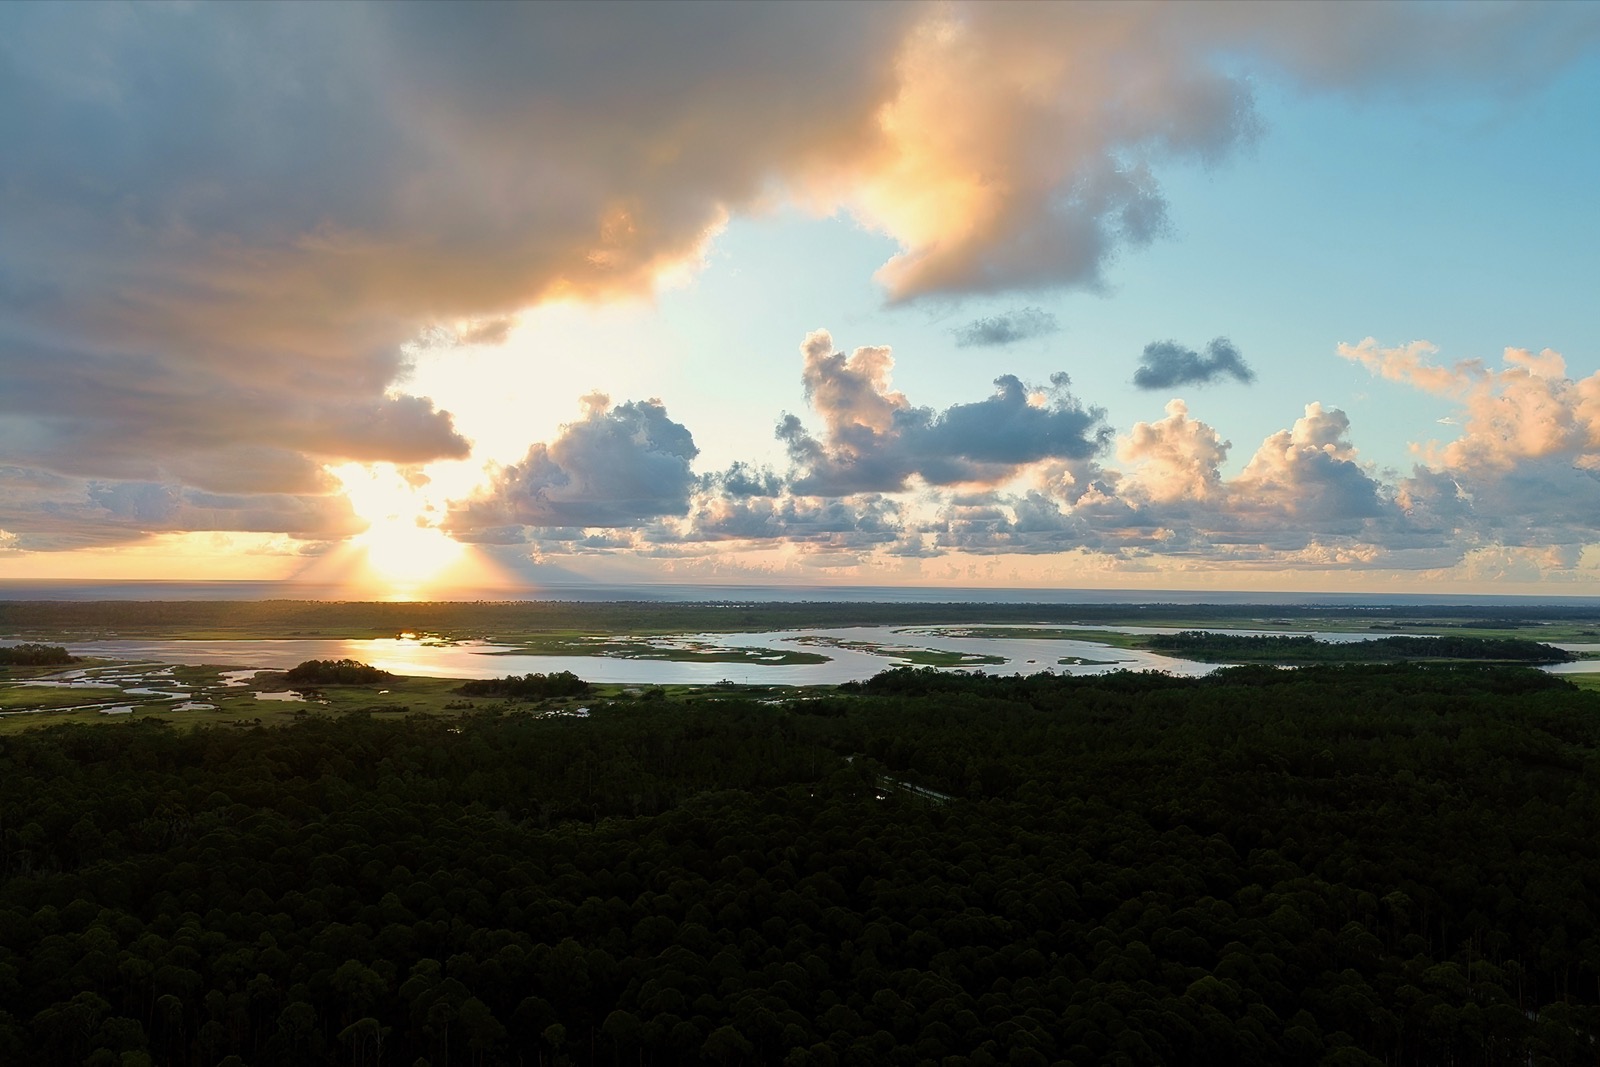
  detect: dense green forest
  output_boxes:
[1142,632,1576,664]
[283,661,397,687]
[2,665,1599,1065]
[457,672,593,700]
[0,643,78,666]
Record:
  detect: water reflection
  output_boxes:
[42,624,1598,685]
[52,627,1209,685]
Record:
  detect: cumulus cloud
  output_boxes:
[1118,400,1230,502]
[3,3,1595,547]
[932,399,1409,561]
[702,462,783,500]
[675,493,903,552]
[1343,337,1600,556]
[779,330,1111,495]
[1340,338,1600,469]
[1232,403,1386,526]
[1132,338,1255,390]
[439,345,1597,581]
[952,308,1061,348]
[627,336,1446,570]
[448,395,698,537]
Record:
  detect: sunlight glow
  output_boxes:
[329,463,465,592]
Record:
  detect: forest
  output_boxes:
[1,664,1598,1065]
[0,643,78,667]
[457,672,594,700]
[1141,632,1576,664]
[283,661,397,687]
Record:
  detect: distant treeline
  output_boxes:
[5,597,1600,639]
[0,643,77,666]
[1145,631,1576,664]
[2,663,1598,1065]
[456,671,591,699]
[282,659,394,686]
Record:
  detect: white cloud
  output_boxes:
[1118,399,1230,504]
[3,2,1596,553]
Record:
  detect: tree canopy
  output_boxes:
[456,671,591,700]
[282,659,395,686]
[0,643,78,666]
[0,663,1597,1065]
[1143,631,1575,664]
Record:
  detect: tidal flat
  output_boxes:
[4,599,1600,729]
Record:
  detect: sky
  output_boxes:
[3,1,1600,598]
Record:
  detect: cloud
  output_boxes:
[675,493,903,552]
[1132,338,1255,390]
[0,468,361,552]
[1232,403,1387,526]
[3,4,1595,548]
[448,395,698,536]
[927,399,1411,561]
[0,334,470,490]
[780,329,1111,495]
[1340,338,1600,470]
[845,4,1600,301]
[702,462,783,499]
[952,308,1061,348]
[1344,337,1600,554]
[1118,399,1230,502]
[436,351,1598,582]
[0,2,909,538]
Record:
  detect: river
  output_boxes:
[19,623,1588,686]
[37,625,1208,686]
[6,620,1593,687]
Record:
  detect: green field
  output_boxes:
[0,661,633,735]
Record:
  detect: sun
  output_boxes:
[330,463,465,592]
[359,519,464,585]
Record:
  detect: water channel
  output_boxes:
[9,622,1586,687]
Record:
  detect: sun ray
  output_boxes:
[328,463,469,597]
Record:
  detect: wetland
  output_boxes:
[7,598,1600,730]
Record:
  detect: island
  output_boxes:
[1141,631,1576,664]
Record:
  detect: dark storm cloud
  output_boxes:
[952,308,1061,348]
[1132,338,1255,390]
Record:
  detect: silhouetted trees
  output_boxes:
[282,659,394,686]
[0,643,77,666]
[456,671,591,699]
[1145,631,1575,664]
[1,664,1597,1065]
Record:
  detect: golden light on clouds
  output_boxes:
[327,463,471,597]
